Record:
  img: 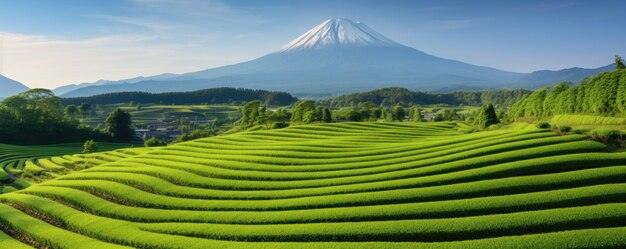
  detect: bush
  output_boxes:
[557,125,572,134]
[536,122,551,129]
[82,140,98,153]
[590,129,621,144]
[144,137,167,147]
[271,122,289,129]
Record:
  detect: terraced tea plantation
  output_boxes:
[0,142,143,192]
[1,122,625,248]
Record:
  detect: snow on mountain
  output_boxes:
[279,18,401,51]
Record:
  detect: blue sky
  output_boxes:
[0,0,625,88]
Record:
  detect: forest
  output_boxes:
[0,89,134,145]
[62,87,298,106]
[509,69,626,120]
[319,87,531,108]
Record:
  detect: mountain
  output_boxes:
[58,18,613,98]
[517,64,616,89]
[0,75,29,98]
[53,74,179,96]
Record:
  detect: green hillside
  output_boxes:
[0,142,144,192]
[0,122,625,248]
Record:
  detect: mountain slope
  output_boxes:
[58,18,612,97]
[517,64,616,89]
[0,75,29,98]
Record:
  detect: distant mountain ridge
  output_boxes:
[56,18,617,98]
[516,64,615,89]
[0,75,29,98]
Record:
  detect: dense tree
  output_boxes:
[239,100,261,127]
[105,108,134,141]
[291,100,316,124]
[442,109,460,121]
[144,137,167,147]
[302,110,320,124]
[322,108,332,123]
[64,104,78,118]
[79,103,91,118]
[509,69,626,120]
[347,110,363,122]
[82,140,98,153]
[617,75,626,115]
[392,105,406,121]
[542,82,572,118]
[475,104,500,128]
[408,107,422,122]
[63,87,297,106]
[318,87,531,108]
[0,89,105,144]
[616,55,625,71]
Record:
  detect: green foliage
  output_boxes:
[410,107,422,122]
[62,87,297,106]
[318,87,531,108]
[271,122,289,129]
[0,89,104,144]
[239,100,261,127]
[392,105,406,121]
[475,104,500,128]
[144,137,167,147]
[82,140,98,153]
[303,110,320,124]
[79,103,92,117]
[557,125,572,134]
[616,54,625,70]
[536,122,551,129]
[511,70,626,120]
[291,100,316,124]
[590,129,621,144]
[104,108,134,141]
[64,104,78,117]
[322,108,332,123]
[543,82,571,118]
[346,110,362,121]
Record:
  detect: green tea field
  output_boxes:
[0,142,145,192]
[1,122,625,248]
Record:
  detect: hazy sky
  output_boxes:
[1,0,625,89]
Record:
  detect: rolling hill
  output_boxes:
[57,18,615,98]
[1,122,625,248]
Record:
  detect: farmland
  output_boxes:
[78,104,241,129]
[0,121,625,248]
[0,142,145,192]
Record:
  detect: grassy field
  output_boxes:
[0,121,625,248]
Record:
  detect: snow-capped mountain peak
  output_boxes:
[279,18,402,51]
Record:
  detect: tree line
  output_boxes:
[62,87,298,106]
[0,89,135,145]
[509,58,626,120]
[318,87,531,108]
